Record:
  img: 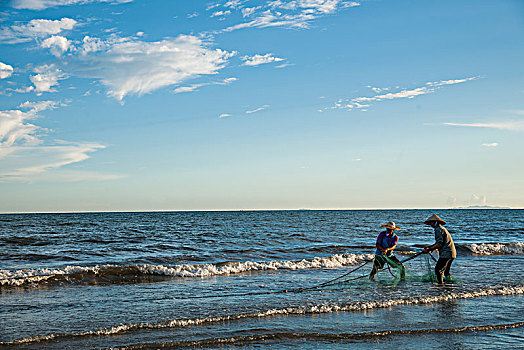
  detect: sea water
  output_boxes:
[1,210,523,349]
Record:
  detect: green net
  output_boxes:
[381,253,438,283]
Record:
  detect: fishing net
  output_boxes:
[377,253,438,283]
[399,253,437,282]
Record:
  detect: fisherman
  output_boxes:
[423,214,456,283]
[369,221,406,280]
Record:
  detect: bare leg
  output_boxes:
[369,265,378,280]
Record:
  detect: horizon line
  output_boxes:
[0,206,519,215]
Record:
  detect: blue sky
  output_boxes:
[0,0,523,212]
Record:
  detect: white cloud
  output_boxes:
[0,62,14,79]
[224,0,245,9]
[173,77,237,94]
[222,77,237,84]
[173,84,203,94]
[241,53,284,66]
[221,0,359,32]
[207,3,220,10]
[241,7,258,17]
[352,158,361,161]
[211,10,231,17]
[0,100,60,159]
[0,17,76,44]
[443,121,524,131]
[10,0,132,10]
[482,142,499,147]
[19,100,60,112]
[428,77,477,86]
[469,194,487,206]
[0,142,105,178]
[270,0,358,14]
[41,35,71,56]
[326,77,478,111]
[66,34,234,101]
[246,105,269,114]
[30,64,68,93]
[0,101,112,182]
[219,113,231,118]
[367,85,389,93]
[6,86,35,94]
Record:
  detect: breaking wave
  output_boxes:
[3,284,523,346]
[0,253,373,288]
[460,242,524,255]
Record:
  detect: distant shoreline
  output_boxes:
[450,205,511,210]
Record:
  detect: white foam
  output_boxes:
[0,265,102,286]
[0,253,373,287]
[4,284,523,345]
[465,242,524,255]
[139,253,373,278]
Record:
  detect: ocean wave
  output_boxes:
[3,284,523,345]
[118,322,524,349]
[459,242,524,255]
[0,253,373,288]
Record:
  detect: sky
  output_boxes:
[0,0,523,212]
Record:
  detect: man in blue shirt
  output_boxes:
[369,221,405,280]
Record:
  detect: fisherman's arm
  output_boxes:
[423,243,441,253]
[383,244,397,254]
[376,242,386,254]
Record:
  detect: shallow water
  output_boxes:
[1,209,523,348]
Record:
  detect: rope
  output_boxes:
[174,259,373,300]
[174,251,426,300]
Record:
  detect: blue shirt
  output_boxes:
[375,230,399,256]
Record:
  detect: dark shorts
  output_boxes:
[435,257,454,282]
[374,254,402,269]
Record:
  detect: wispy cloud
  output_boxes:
[1,142,105,179]
[62,34,236,100]
[482,142,499,147]
[10,0,132,10]
[0,101,55,155]
[245,105,269,114]
[211,10,231,17]
[443,121,524,131]
[213,0,360,32]
[0,62,14,79]
[0,101,113,182]
[174,77,237,94]
[326,77,478,111]
[219,113,231,118]
[241,53,284,66]
[173,84,206,94]
[0,17,76,44]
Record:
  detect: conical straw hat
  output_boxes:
[424,214,446,225]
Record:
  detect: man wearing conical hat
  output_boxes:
[369,221,405,280]
[423,214,456,283]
